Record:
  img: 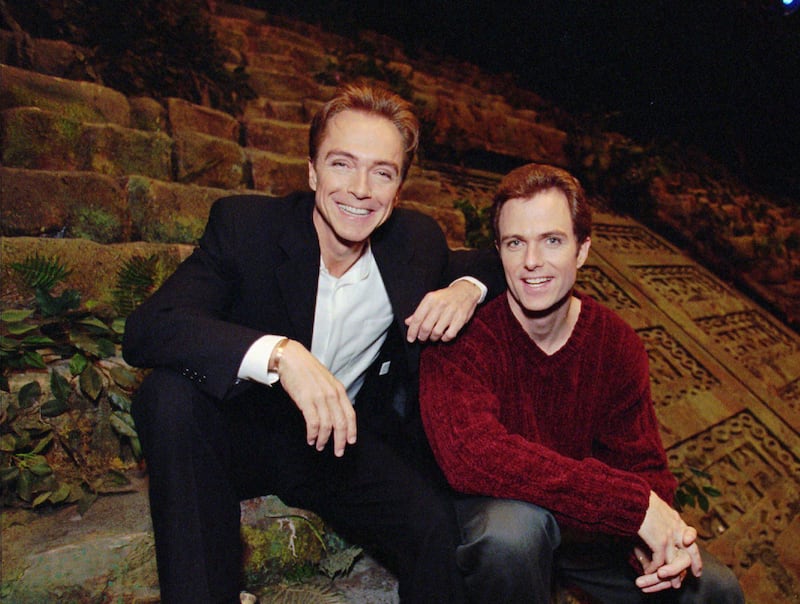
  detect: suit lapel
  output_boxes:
[372,217,427,336]
[274,197,320,349]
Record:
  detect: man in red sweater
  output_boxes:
[419,163,744,603]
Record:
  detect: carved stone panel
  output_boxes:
[592,224,674,254]
[576,265,639,311]
[633,265,730,303]
[667,411,800,598]
[637,326,720,408]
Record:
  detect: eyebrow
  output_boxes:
[324,150,400,174]
[500,229,568,243]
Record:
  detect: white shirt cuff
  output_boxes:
[237,334,286,386]
[451,276,487,303]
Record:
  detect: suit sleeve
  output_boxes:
[122,199,266,400]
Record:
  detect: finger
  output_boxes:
[404,313,421,342]
[331,393,357,457]
[636,572,673,593]
[687,543,703,577]
[657,548,691,579]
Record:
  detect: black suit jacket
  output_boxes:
[123,192,502,411]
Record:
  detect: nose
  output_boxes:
[524,244,542,269]
[348,169,371,199]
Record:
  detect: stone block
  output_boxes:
[0,167,129,243]
[81,122,173,180]
[167,97,241,141]
[0,107,173,180]
[1,237,191,308]
[174,130,247,189]
[0,31,95,80]
[245,67,322,102]
[240,496,327,587]
[126,176,236,244]
[1,107,85,171]
[244,118,308,155]
[0,63,130,127]
[246,149,308,196]
[129,96,168,132]
[242,98,306,123]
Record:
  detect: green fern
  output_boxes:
[111,254,160,316]
[10,254,72,292]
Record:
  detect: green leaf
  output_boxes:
[112,317,127,335]
[31,432,54,454]
[5,322,38,336]
[0,335,21,351]
[70,333,116,358]
[130,436,142,459]
[22,350,46,369]
[108,386,132,412]
[698,494,710,512]
[77,491,98,516]
[69,353,89,375]
[110,411,138,438]
[50,370,72,402]
[20,335,56,347]
[77,316,112,333]
[32,491,52,508]
[18,381,42,408]
[28,461,53,476]
[689,467,712,479]
[110,366,137,389]
[79,365,104,400]
[17,469,32,501]
[49,482,71,504]
[703,486,722,498]
[10,254,71,291]
[0,433,17,452]
[1,309,34,322]
[36,288,81,317]
[40,398,71,418]
[0,466,20,484]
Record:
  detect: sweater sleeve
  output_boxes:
[420,318,656,537]
[592,329,677,505]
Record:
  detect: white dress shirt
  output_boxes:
[238,244,486,403]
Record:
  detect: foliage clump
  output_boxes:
[3,0,254,114]
[0,253,163,511]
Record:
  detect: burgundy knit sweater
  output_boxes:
[420,292,677,537]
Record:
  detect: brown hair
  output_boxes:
[308,83,419,181]
[491,163,592,245]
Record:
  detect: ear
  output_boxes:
[576,236,591,269]
[308,158,317,191]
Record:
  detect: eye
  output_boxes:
[374,168,396,181]
[505,238,523,249]
[546,236,563,246]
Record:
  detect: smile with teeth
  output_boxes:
[523,276,552,286]
[338,203,371,217]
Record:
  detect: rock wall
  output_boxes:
[2,2,797,330]
[0,3,569,308]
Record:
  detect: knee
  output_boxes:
[689,552,744,604]
[132,368,215,451]
[460,499,561,568]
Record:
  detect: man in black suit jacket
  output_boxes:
[123,84,502,603]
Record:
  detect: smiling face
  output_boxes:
[496,188,591,334]
[309,109,405,270]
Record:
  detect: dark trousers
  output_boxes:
[132,368,466,604]
[454,496,745,604]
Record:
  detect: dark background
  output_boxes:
[254,0,800,200]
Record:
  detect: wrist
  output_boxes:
[269,337,290,373]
